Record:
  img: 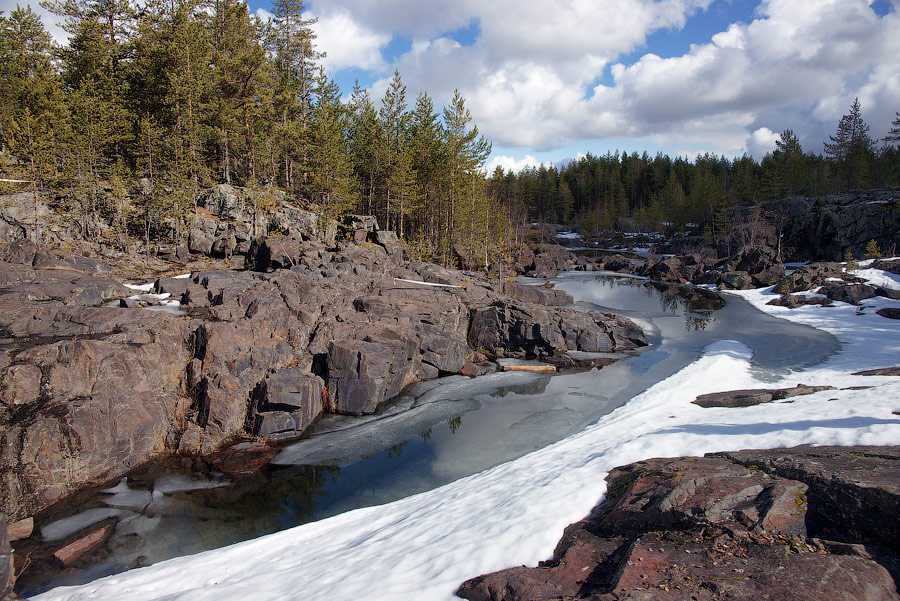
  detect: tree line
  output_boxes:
[0,1,505,268]
[488,100,900,237]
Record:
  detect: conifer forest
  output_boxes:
[1,0,899,266]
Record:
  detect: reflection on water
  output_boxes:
[20,271,839,596]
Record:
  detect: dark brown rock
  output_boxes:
[719,270,754,289]
[693,384,836,408]
[211,441,277,477]
[459,362,493,378]
[326,336,416,415]
[877,307,900,320]
[5,518,32,543]
[767,294,833,309]
[502,282,573,306]
[249,368,324,440]
[853,366,900,376]
[819,282,879,305]
[458,446,900,601]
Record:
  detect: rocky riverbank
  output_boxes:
[0,234,646,526]
[458,445,900,601]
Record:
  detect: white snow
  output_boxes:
[556,231,582,240]
[393,278,462,288]
[123,283,154,293]
[850,268,900,290]
[34,267,900,601]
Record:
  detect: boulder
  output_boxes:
[818,282,879,305]
[525,245,571,278]
[719,270,754,290]
[501,282,573,306]
[692,384,836,408]
[269,204,317,239]
[200,184,243,220]
[468,302,646,357]
[326,335,417,415]
[188,228,214,256]
[876,307,900,320]
[458,446,900,601]
[249,369,324,440]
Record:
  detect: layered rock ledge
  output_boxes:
[458,445,900,601]
[0,237,647,523]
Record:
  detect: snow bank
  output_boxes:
[35,270,900,601]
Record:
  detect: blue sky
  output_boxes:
[15,0,900,173]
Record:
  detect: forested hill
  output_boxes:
[1,0,899,268]
[0,1,497,267]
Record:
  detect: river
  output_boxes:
[19,271,839,596]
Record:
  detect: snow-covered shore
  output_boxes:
[34,266,900,601]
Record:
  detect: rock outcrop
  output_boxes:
[762,188,900,262]
[0,234,647,523]
[458,445,900,601]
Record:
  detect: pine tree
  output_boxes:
[1,6,68,243]
[407,91,444,247]
[442,90,491,264]
[44,0,137,163]
[885,112,900,146]
[309,69,357,218]
[378,70,408,232]
[348,81,382,215]
[269,0,322,187]
[208,0,270,184]
[825,98,874,191]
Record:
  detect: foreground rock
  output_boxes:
[0,235,647,523]
[458,445,900,601]
[692,384,837,408]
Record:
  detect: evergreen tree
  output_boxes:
[407,91,444,248]
[824,98,875,190]
[885,112,900,146]
[347,81,382,215]
[44,0,137,163]
[378,69,407,231]
[1,6,68,242]
[208,0,270,184]
[309,69,357,217]
[269,0,322,187]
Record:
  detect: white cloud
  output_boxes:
[746,127,779,158]
[310,0,900,161]
[484,154,551,175]
[312,11,390,72]
[254,8,274,23]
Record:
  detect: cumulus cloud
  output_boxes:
[746,127,780,158]
[311,10,390,72]
[484,154,552,175]
[307,0,900,160]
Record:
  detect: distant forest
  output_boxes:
[1,0,899,267]
[490,99,900,237]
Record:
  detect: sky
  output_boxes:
[8,0,900,173]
